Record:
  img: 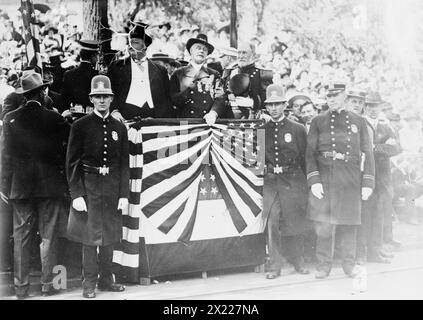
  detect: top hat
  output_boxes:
[129,21,152,47]
[365,91,384,104]
[186,34,214,55]
[229,73,251,96]
[264,84,287,104]
[346,87,366,99]
[15,72,46,94]
[78,39,99,51]
[325,82,346,95]
[89,75,114,96]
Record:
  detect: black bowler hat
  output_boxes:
[129,21,152,47]
[186,34,214,55]
[151,53,181,68]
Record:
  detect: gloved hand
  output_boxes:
[111,110,125,123]
[117,198,129,210]
[203,110,218,126]
[259,112,272,123]
[361,187,373,201]
[72,197,87,212]
[311,183,324,199]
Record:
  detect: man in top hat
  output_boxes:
[356,91,401,264]
[107,21,174,121]
[170,34,229,123]
[66,75,129,298]
[222,42,273,118]
[0,72,70,298]
[306,82,375,279]
[261,84,310,279]
[61,39,99,115]
[150,53,181,78]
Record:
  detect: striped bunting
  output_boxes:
[114,119,265,273]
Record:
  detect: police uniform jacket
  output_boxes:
[222,63,273,112]
[306,109,375,225]
[170,63,227,118]
[1,101,69,199]
[61,61,98,111]
[107,58,174,120]
[66,111,129,246]
[262,117,309,236]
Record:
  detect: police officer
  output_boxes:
[170,34,228,124]
[306,82,375,279]
[356,92,401,264]
[66,75,129,298]
[222,42,273,118]
[262,84,310,279]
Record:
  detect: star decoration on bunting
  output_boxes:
[200,187,207,196]
[200,173,206,182]
[240,123,245,128]
[211,187,218,195]
[210,174,216,182]
[250,123,256,128]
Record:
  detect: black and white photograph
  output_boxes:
[0,0,422,307]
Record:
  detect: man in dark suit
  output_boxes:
[107,21,174,121]
[170,33,228,124]
[0,72,70,299]
[261,84,310,279]
[306,83,375,279]
[61,40,99,114]
[356,92,401,264]
[66,75,129,299]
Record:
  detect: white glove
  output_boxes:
[203,110,218,126]
[61,109,72,118]
[260,113,272,123]
[361,187,373,201]
[72,197,87,212]
[311,183,324,199]
[111,110,125,123]
[117,198,129,210]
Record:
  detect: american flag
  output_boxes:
[19,0,42,70]
[113,119,266,273]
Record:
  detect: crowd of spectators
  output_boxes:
[0,2,422,226]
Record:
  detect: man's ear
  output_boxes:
[89,96,94,104]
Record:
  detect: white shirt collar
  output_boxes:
[94,109,110,119]
[26,100,42,107]
[191,61,205,72]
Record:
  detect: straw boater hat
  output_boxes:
[346,88,367,100]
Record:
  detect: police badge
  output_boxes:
[285,133,292,143]
[112,131,118,141]
[351,124,358,133]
